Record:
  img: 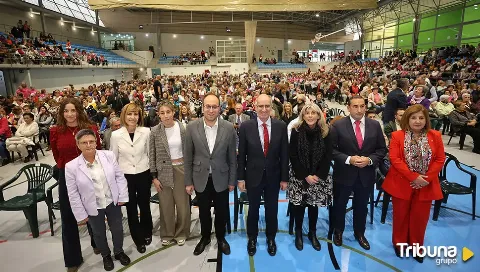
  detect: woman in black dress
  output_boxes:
[288,103,332,251]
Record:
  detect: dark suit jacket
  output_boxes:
[237,118,289,189]
[331,116,387,187]
[383,120,398,140]
[274,91,290,104]
[290,128,332,181]
[382,88,407,123]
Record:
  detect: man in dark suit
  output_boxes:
[237,94,289,257]
[331,95,387,250]
[184,94,237,256]
[382,78,408,124]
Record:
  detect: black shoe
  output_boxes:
[247,238,257,256]
[267,238,277,256]
[333,229,343,247]
[218,238,231,255]
[114,252,131,266]
[193,237,211,255]
[354,233,371,250]
[102,255,114,271]
[136,244,146,254]
[308,232,321,251]
[414,256,424,263]
[93,247,101,255]
[145,237,152,245]
[295,232,303,251]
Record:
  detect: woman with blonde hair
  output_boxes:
[110,103,152,254]
[281,102,297,125]
[288,103,332,251]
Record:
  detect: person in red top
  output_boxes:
[0,107,12,165]
[50,98,101,271]
[382,104,446,263]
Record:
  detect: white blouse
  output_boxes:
[165,122,183,160]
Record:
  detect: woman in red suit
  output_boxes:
[50,98,101,272]
[382,104,446,263]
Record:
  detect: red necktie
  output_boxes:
[354,120,363,149]
[262,123,269,156]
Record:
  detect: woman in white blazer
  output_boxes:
[110,102,152,254]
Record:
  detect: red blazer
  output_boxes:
[382,130,446,201]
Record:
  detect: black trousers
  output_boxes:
[293,204,318,233]
[332,178,371,235]
[247,171,280,239]
[58,168,96,268]
[124,170,153,246]
[88,203,124,258]
[464,126,480,151]
[196,176,229,239]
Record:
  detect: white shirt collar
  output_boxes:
[81,152,99,166]
[203,117,219,129]
[257,117,271,127]
[349,115,365,125]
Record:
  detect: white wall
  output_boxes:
[158,33,309,61]
[344,40,361,53]
[130,32,158,51]
[10,68,133,92]
[161,65,210,76]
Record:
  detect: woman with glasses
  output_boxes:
[110,103,152,254]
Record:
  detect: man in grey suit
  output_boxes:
[228,103,250,128]
[184,93,237,256]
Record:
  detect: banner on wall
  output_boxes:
[0,71,6,97]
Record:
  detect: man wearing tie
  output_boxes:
[237,94,289,256]
[184,93,237,256]
[330,95,387,250]
[228,103,250,149]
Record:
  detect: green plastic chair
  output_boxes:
[0,164,53,238]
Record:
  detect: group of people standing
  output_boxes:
[51,84,447,271]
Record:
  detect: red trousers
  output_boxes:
[391,191,432,247]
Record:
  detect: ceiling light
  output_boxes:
[229,37,232,40]
[29,13,34,18]
[316,14,319,17]
[288,40,291,44]
[146,33,149,37]
[173,34,177,38]
[257,38,260,42]
[200,35,204,39]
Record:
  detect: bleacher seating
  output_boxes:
[257,62,307,69]
[50,41,137,65]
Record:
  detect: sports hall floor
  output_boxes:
[0,102,479,272]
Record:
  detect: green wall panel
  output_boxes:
[420,16,437,31]
[464,5,480,22]
[435,27,460,42]
[396,34,413,49]
[462,22,480,39]
[437,9,463,28]
[418,30,435,44]
[398,22,413,35]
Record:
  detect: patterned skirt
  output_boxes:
[286,165,333,207]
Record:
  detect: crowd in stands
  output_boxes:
[0,42,479,166]
[0,19,109,66]
[169,50,209,65]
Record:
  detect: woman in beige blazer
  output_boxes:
[149,102,191,246]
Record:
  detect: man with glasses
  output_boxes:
[184,93,237,256]
[237,94,289,257]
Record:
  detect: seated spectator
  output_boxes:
[0,108,12,166]
[36,105,53,151]
[6,112,38,162]
[384,108,405,141]
[433,95,455,118]
[407,85,431,109]
[102,117,121,150]
[449,101,480,154]
[368,86,385,113]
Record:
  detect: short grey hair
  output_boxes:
[75,129,96,142]
[109,116,121,126]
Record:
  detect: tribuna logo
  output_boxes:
[397,243,458,265]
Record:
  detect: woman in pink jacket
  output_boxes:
[66,129,130,271]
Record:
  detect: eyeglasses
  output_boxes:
[204,105,219,111]
[256,104,271,110]
[79,140,96,146]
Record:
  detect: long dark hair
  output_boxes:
[56,98,93,132]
